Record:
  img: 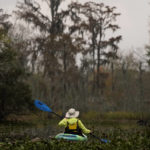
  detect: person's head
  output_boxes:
[65,108,79,118]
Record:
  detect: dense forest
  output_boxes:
[0,0,150,121]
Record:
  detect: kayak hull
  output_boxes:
[55,133,88,141]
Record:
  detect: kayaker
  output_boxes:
[58,108,91,136]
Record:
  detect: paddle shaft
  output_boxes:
[90,133,109,143]
[51,111,63,119]
[90,133,101,141]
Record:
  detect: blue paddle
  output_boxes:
[34,99,110,143]
[34,99,62,119]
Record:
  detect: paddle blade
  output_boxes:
[34,100,52,112]
[101,139,111,143]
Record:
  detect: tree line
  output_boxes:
[0,0,150,120]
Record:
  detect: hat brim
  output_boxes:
[65,111,79,118]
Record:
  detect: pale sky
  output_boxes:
[0,0,150,54]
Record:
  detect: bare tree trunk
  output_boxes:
[139,62,144,118]
[91,28,96,93]
[122,61,128,111]
[62,43,67,114]
[111,62,115,91]
[96,26,102,93]
[0,89,5,120]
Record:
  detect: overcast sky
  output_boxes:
[0,0,150,55]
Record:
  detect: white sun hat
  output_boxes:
[65,108,79,118]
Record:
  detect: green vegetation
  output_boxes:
[0,112,150,149]
[0,9,33,120]
[0,128,150,150]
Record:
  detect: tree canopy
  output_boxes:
[0,9,32,120]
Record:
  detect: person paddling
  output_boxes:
[58,108,91,136]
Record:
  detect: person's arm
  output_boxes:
[78,120,91,134]
[58,118,67,127]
